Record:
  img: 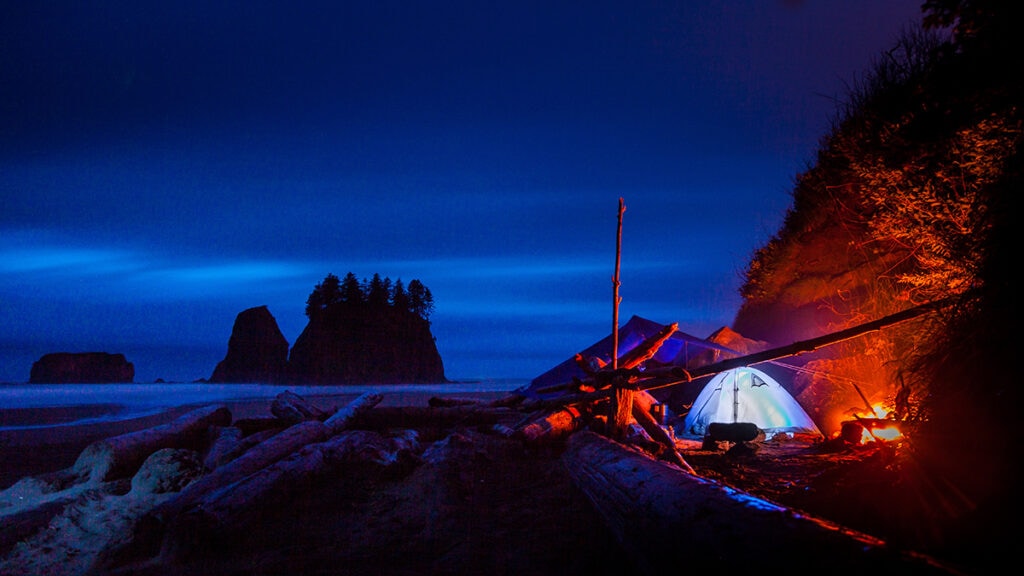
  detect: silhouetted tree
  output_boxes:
[391,278,410,312]
[407,279,434,321]
[366,273,390,308]
[340,272,363,305]
[305,273,342,319]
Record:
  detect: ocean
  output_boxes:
[0,380,528,431]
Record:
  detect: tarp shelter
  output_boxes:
[520,315,741,399]
[680,366,822,439]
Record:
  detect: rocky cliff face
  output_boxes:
[209,305,290,383]
[29,352,134,383]
[287,304,446,384]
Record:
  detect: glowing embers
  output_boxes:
[839,418,903,445]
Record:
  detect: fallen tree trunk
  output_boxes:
[351,404,515,431]
[515,405,588,444]
[73,405,232,482]
[324,392,382,434]
[166,429,421,549]
[562,431,960,575]
[271,390,330,424]
[146,420,329,526]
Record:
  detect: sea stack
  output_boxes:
[209,305,290,383]
[29,352,135,383]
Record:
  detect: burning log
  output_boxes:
[562,431,959,575]
[73,405,232,482]
[270,390,330,424]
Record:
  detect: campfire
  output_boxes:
[838,403,904,445]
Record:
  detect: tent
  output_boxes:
[680,366,822,439]
[520,315,741,399]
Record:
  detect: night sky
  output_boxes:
[1,1,924,383]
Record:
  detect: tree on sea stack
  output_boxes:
[287,272,445,384]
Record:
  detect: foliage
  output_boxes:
[305,272,434,322]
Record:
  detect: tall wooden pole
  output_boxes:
[609,198,632,439]
[612,197,625,369]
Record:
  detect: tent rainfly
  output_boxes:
[680,366,822,440]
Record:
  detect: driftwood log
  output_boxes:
[562,431,960,575]
[325,392,383,434]
[270,390,330,424]
[166,429,421,550]
[351,404,514,431]
[515,405,588,444]
[74,405,231,482]
[146,420,329,527]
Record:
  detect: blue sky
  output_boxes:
[0,1,925,383]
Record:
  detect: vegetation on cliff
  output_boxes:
[733,1,1020,568]
[287,272,445,384]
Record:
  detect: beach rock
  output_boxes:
[209,305,290,383]
[29,352,134,384]
[287,303,446,384]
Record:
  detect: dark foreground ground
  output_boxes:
[0,393,989,575]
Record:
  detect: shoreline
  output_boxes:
[0,389,512,490]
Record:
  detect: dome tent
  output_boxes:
[680,366,822,440]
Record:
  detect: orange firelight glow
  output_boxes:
[857,423,902,444]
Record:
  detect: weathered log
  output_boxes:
[324,391,382,434]
[351,404,515,431]
[271,390,329,424]
[146,420,329,527]
[201,426,244,470]
[562,431,959,575]
[515,405,587,444]
[427,396,481,408]
[168,429,421,545]
[487,393,526,408]
[73,405,232,482]
[609,386,634,441]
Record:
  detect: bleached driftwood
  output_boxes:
[168,430,421,544]
[73,405,231,483]
[562,431,958,575]
[324,391,383,434]
[148,420,328,523]
[201,426,243,470]
[271,390,330,425]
